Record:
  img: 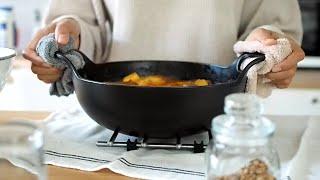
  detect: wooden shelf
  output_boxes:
[290,69,320,89]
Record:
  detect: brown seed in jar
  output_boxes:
[242,168,249,174]
[256,176,264,180]
[259,163,268,169]
[228,174,240,180]
[215,159,276,180]
[255,167,265,174]
[216,176,224,180]
[249,166,255,173]
[252,159,260,165]
[215,176,221,180]
[268,176,276,180]
[240,175,246,180]
[262,165,268,171]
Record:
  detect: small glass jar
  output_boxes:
[0,120,46,180]
[206,93,280,180]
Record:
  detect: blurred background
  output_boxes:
[0,0,48,51]
[0,0,319,115]
[0,0,78,112]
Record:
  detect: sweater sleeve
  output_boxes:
[238,0,303,44]
[43,0,111,63]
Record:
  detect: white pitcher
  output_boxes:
[0,47,16,92]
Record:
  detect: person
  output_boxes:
[23,0,305,89]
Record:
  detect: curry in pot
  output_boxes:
[121,72,210,87]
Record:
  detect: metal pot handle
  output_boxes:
[72,49,96,66]
[235,52,265,80]
[55,51,81,79]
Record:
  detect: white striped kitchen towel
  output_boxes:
[42,107,316,179]
[43,107,206,180]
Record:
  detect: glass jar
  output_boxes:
[0,120,46,180]
[206,93,280,180]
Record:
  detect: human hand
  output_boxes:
[23,18,81,83]
[246,28,305,88]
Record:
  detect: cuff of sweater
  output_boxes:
[258,25,301,45]
[257,25,285,37]
[51,15,94,60]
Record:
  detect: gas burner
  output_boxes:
[96,128,212,153]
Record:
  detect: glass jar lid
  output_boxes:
[212,93,275,145]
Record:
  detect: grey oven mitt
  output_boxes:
[36,33,85,97]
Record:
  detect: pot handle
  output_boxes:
[55,51,81,79]
[72,49,96,66]
[235,52,265,80]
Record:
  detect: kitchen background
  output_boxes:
[0,0,48,51]
[0,0,319,115]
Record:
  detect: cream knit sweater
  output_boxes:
[44,0,302,65]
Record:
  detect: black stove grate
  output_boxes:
[96,128,212,153]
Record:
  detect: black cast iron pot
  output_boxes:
[56,51,265,138]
